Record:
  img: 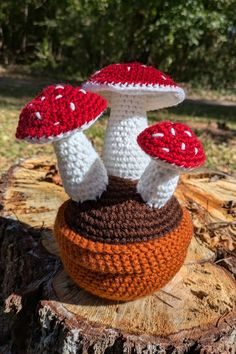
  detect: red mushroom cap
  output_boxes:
[82,62,185,110]
[16,84,107,143]
[137,121,206,170]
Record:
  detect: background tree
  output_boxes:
[0,0,235,88]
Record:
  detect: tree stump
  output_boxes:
[0,157,235,354]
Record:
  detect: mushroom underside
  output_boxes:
[84,87,184,111]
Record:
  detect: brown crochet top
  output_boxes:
[64,176,183,244]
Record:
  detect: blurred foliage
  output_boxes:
[0,0,236,88]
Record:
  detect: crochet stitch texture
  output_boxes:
[102,94,150,179]
[137,121,206,169]
[16,84,107,142]
[54,177,193,301]
[137,121,206,209]
[53,132,108,202]
[16,84,108,203]
[82,63,185,180]
[83,62,185,110]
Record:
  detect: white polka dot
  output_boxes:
[79,89,86,94]
[181,143,186,150]
[54,122,60,126]
[55,94,63,100]
[152,133,164,138]
[70,102,75,111]
[55,85,64,89]
[162,75,167,80]
[194,147,198,155]
[170,128,176,136]
[35,112,42,120]
[162,147,169,152]
[41,96,45,101]
[184,130,192,137]
[127,66,131,71]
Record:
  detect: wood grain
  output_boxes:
[0,157,235,353]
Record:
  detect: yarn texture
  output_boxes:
[53,132,108,202]
[137,161,179,209]
[137,121,206,170]
[82,62,185,110]
[83,63,186,180]
[137,121,206,208]
[102,94,150,179]
[54,177,193,301]
[16,84,107,142]
[64,176,183,245]
[16,84,108,202]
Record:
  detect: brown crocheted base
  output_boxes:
[64,176,183,244]
[54,178,193,300]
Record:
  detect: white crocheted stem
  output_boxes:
[137,159,179,209]
[102,93,150,179]
[53,131,108,203]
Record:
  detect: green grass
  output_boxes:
[0,76,236,175]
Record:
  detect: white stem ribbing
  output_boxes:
[53,132,108,203]
[102,93,150,180]
[137,160,179,208]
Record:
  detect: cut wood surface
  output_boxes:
[0,156,236,354]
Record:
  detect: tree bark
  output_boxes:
[0,157,235,354]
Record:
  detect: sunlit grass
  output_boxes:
[0,87,236,176]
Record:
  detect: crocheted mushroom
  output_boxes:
[16,84,108,203]
[137,121,206,208]
[82,63,185,180]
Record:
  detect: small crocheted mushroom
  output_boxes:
[137,121,206,208]
[83,63,185,180]
[16,84,108,203]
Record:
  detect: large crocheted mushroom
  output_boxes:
[82,63,185,180]
[16,84,108,203]
[137,121,206,208]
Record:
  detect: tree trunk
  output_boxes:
[0,157,235,354]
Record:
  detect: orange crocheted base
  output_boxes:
[54,201,193,301]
